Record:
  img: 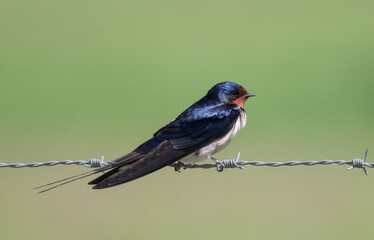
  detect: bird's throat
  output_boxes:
[233,98,246,108]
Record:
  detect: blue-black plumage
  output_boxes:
[37,81,255,192]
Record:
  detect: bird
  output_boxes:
[36,81,255,192]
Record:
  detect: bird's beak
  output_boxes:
[241,93,256,98]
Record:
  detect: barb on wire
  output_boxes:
[0,150,371,175]
[347,149,369,176]
[0,156,109,168]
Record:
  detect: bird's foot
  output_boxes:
[211,158,224,172]
[174,161,186,173]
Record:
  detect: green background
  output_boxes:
[1,1,373,239]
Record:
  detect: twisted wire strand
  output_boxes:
[0,156,109,168]
[184,159,373,168]
[0,150,370,175]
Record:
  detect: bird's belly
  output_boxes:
[180,110,246,165]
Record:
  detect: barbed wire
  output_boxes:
[0,156,109,168]
[0,150,370,175]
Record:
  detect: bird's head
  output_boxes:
[207,81,255,108]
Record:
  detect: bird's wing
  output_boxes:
[110,151,144,166]
[92,105,241,189]
[104,134,165,168]
[156,106,239,149]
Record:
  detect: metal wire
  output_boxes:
[0,150,370,175]
[0,156,109,168]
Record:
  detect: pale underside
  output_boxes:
[180,110,247,165]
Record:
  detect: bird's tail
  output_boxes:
[34,165,111,193]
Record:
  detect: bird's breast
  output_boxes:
[206,109,246,155]
[181,110,247,165]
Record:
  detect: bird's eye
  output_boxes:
[230,92,237,97]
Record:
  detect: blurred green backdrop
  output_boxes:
[0,0,373,240]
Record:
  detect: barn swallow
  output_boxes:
[37,81,255,192]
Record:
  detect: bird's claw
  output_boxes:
[211,157,224,172]
[214,160,224,172]
[174,161,186,173]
